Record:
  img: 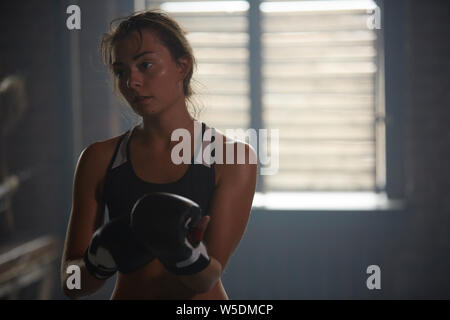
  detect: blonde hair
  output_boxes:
[101,9,203,119]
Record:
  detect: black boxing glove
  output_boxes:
[83,213,155,280]
[130,192,211,275]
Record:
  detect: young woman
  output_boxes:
[61,9,257,300]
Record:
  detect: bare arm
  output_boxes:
[177,141,258,293]
[61,142,111,299]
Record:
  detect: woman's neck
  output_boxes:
[137,105,195,150]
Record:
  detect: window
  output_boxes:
[138,0,385,198]
[261,1,384,192]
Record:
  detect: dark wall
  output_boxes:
[400,0,450,298]
[0,0,133,299]
[222,209,405,299]
[0,1,67,241]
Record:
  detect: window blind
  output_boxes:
[261,0,380,191]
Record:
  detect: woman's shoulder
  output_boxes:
[72,132,130,201]
[206,125,257,162]
[77,131,129,172]
[206,126,257,185]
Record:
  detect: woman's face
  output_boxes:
[112,29,189,116]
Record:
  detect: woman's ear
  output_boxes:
[176,55,192,81]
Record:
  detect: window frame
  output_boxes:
[250,0,395,196]
[380,0,406,201]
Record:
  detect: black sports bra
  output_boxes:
[102,121,216,221]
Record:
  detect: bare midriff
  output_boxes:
[110,259,228,300]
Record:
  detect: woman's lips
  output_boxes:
[133,96,152,103]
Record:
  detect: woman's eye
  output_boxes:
[113,70,124,78]
[141,62,152,69]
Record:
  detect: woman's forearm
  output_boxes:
[61,258,107,299]
[176,257,222,294]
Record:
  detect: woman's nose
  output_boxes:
[126,70,142,89]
